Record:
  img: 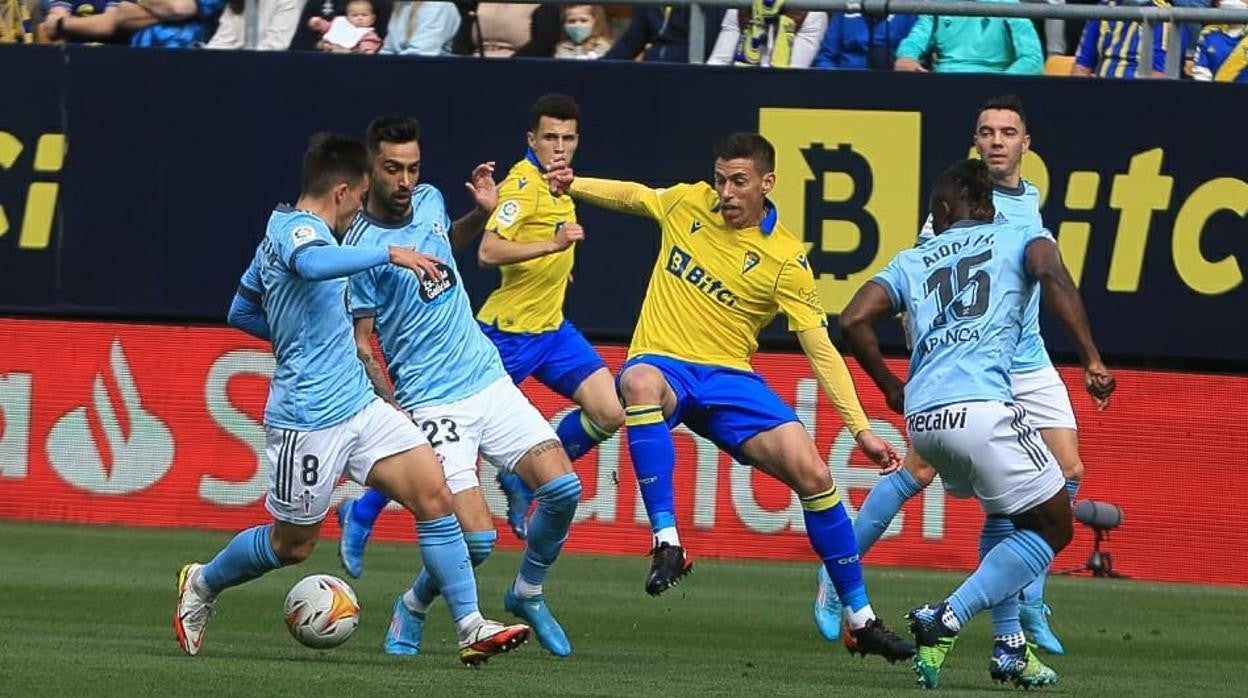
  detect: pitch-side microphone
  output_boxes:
[1074,500,1123,530]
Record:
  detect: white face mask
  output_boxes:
[1222,0,1246,9]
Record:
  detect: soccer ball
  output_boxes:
[283,574,360,649]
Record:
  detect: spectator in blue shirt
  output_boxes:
[45,0,228,47]
[1192,0,1248,83]
[1072,0,1192,78]
[603,4,723,62]
[813,11,915,69]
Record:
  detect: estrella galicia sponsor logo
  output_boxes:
[418,262,457,304]
[906,406,968,433]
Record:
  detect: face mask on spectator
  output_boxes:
[565,24,593,44]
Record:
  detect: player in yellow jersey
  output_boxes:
[476,95,624,540]
[546,132,914,662]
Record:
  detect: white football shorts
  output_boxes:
[908,400,1065,516]
[408,376,559,494]
[265,398,426,525]
[1010,365,1078,431]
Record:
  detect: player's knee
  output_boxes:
[271,536,316,565]
[1046,512,1074,554]
[401,486,454,521]
[791,460,834,499]
[618,368,662,404]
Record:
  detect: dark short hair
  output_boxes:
[930,158,995,221]
[301,133,369,195]
[529,94,580,131]
[365,115,421,155]
[713,132,775,174]
[975,94,1028,133]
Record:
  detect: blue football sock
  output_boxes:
[625,405,676,533]
[410,530,497,608]
[200,524,283,594]
[518,473,583,588]
[352,488,390,529]
[1020,479,1078,605]
[980,516,1023,636]
[947,529,1054,629]
[802,489,869,613]
[854,468,922,555]
[416,515,478,623]
[556,409,613,461]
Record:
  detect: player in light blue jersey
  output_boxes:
[335,117,582,657]
[814,96,1099,655]
[173,134,530,666]
[840,159,1115,689]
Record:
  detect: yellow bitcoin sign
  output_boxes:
[759,108,921,313]
[0,131,65,251]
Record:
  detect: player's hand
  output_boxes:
[856,430,901,471]
[545,158,575,197]
[1084,362,1115,411]
[388,246,444,281]
[553,222,585,251]
[894,58,928,73]
[465,161,497,213]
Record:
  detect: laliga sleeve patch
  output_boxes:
[495,199,522,228]
[291,225,317,245]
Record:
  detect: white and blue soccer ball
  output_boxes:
[283,574,360,649]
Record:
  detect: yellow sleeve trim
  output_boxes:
[570,178,664,219]
[797,328,871,436]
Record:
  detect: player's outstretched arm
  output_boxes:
[477,223,584,268]
[545,159,665,219]
[293,245,442,282]
[1026,237,1116,409]
[450,161,498,250]
[839,281,906,414]
[352,317,399,408]
[226,291,271,341]
[798,327,900,471]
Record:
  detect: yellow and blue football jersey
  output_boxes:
[1193,26,1248,84]
[476,150,578,333]
[573,179,826,372]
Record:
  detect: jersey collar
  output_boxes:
[948,219,986,231]
[360,203,414,230]
[525,148,542,169]
[993,182,1026,197]
[709,198,778,235]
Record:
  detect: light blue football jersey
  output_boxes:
[874,219,1054,416]
[345,184,507,410]
[238,205,375,431]
[917,182,1051,374]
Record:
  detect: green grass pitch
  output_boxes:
[1,521,1244,696]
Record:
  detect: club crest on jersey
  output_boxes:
[418,262,458,304]
[432,221,448,239]
[690,220,702,234]
[742,251,760,274]
[291,225,317,245]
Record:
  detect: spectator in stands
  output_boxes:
[35,1,118,43]
[289,0,390,51]
[43,0,229,47]
[1192,0,1248,82]
[2,0,32,42]
[894,0,1044,74]
[554,4,612,59]
[603,4,724,62]
[207,0,303,50]
[308,0,381,52]
[707,1,825,68]
[381,0,458,55]
[1072,0,1191,78]
[452,2,560,57]
[813,10,915,69]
